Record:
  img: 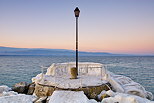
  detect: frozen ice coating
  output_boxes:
[32,62,107,88]
[32,62,153,100]
[105,72,153,100]
[0,94,36,103]
[1,91,18,96]
[0,85,11,93]
[48,91,98,103]
[102,90,154,103]
[33,74,107,88]
[0,85,36,103]
[46,62,105,77]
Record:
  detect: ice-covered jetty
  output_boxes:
[33,62,108,88]
[32,62,153,100]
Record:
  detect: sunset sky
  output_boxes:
[0,0,154,55]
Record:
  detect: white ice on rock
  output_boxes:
[0,94,36,103]
[0,85,11,93]
[48,90,98,103]
[48,90,154,103]
[33,74,107,89]
[0,85,15,97]
[104,71,153,100]
[32,62,107,88]
[101,90,154,103]
[0,85,36,103]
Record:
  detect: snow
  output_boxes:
[101,90,154,103]
[48,90,98,103]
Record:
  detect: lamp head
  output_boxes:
[74,7,80,17]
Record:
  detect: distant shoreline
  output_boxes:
[0,46,153,56]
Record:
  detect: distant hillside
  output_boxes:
[0,46,120,56]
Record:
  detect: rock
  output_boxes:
[46,96,51,103]
[34,83,110,98]
[34,96,47,103]
[27,83,35,95]
[12,82,28,94]
[34,84,55,97]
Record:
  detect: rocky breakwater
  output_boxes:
[12,82,35,95]
[0,85,36,103]
[34,82,111,100]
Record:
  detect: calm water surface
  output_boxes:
[0,56,154,95]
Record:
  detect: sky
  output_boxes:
[0,0,154,55]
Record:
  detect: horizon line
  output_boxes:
[0,46,154,56]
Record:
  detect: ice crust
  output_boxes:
[101,90,154,103]
[0,94,36,103]
[49,91,98,103]
[0,85,36,103]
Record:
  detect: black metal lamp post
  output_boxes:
[74,7,80,75]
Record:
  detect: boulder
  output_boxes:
[34,84,55,97]
[34,96,47,103]
[12,82,28,94]
[27,83,35,95]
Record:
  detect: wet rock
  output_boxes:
[34,96,47,103]
[46,96,51,103]
[34,84,55,97]
[12,82,28,94]
[27,83,35,95]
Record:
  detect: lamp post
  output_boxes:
[74,7,80,75]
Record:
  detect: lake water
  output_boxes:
[0,56,154,95]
